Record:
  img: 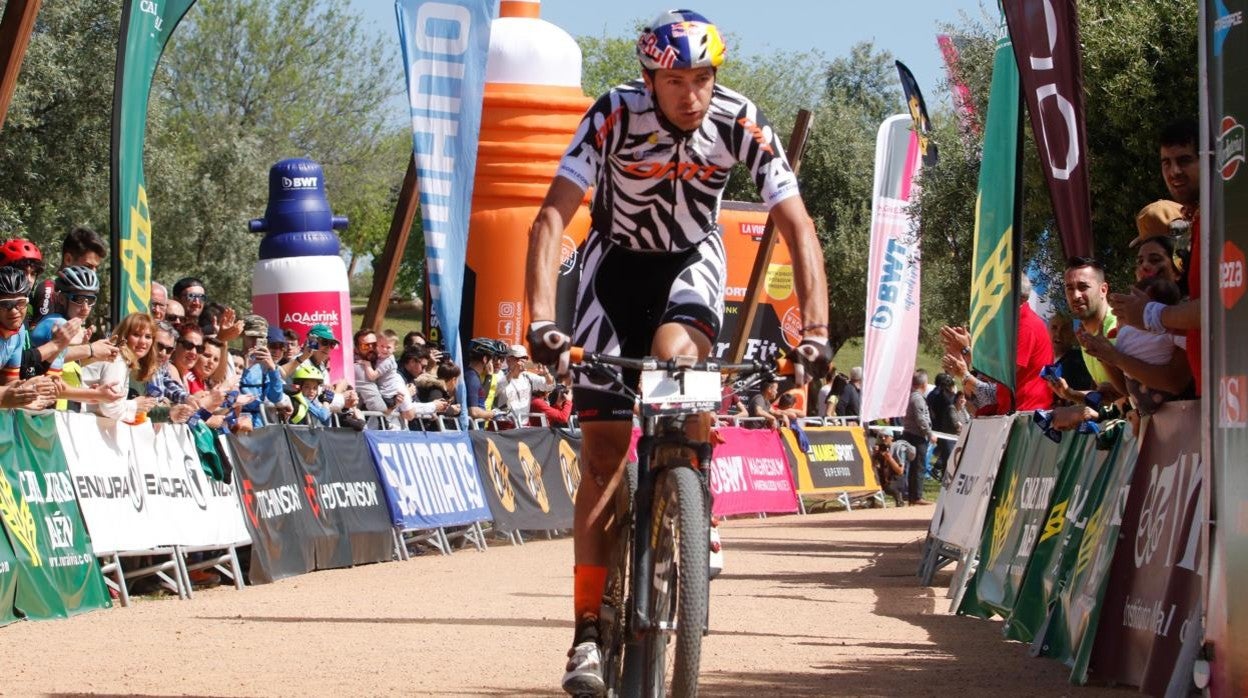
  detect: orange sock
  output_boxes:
[573,564,608,620]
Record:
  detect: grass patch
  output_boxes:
[832,337,944,377]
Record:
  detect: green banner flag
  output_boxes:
[109,0,197,322]
[1004,424,1122,645]
[0,412,109,619]
[967,4,1022,394]
[1036,422,1139,682]
[0,509,17,627]
[959,415,1068,619]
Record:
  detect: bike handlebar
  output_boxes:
[568,346,776,377]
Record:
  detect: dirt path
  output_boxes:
[3,506,1126,697]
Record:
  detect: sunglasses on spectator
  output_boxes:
[0,298,28,313]
[177,338,203,352]
[182,292,206,301]
[68,294,97,306]
[155,341,175,354]
[167,314,185,324]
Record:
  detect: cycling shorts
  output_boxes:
[572,231,725,422]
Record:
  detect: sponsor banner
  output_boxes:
[56,413,157,554]
[1091,402,1204,693]
[228,427,319,584]
[471,428,577,533]
[895,60,938,168]
[779,426,880,495]
[707,427,798,516]
[968,6,1022,394]
[936,34,981,144]
[109,0,197,320]
[1207,2,1248,693]
[59,414,251,552]
[1003,426,1102,643]
[717,202,804,356]
[285,428,394,568]
[0,525,16,626]
[364,430,492,530]
[930,415,1012,551]
[959,415,1068,620]
[396,0,498,402]
[1037,423,1139,683]
[860,114,923,420]
[1002,0,1093,259]
[153,426,251,548]
[0,412,110,619]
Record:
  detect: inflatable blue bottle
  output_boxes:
[250,158,354,385]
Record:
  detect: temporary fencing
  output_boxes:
[926,401,1206,694]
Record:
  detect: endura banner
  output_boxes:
[365,429,492,530]
[471,428,577,533]
[707,427,798,516]
[929,415,1012,552]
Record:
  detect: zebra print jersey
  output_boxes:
[556,80,800,252]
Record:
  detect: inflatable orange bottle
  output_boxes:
[463,0,593,345]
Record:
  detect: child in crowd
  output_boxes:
[359,330,421,421]
[289,364,332,426]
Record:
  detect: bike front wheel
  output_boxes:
[642,466,709,698]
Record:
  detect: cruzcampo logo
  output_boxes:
[1219,116,1245,180]
[0,474,39,567]
[989,474,1019,564]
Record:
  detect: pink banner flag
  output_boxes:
[707,427,799,516]
[861,114,923,421]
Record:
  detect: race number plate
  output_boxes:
[639,369,720,416]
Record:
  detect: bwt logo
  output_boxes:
[281,176,319,190]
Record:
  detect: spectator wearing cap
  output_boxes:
[837,367,863,417]
[498,343,550,425]
[149,282,169,322]
[237,316,291,427]
[30,226,106,328]
[283,323,361,421]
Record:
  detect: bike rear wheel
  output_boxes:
[642,466,708,698]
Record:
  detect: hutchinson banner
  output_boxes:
[471,428,576,533]
[396,0,497,390]
[1090,402,1204,694]
[364,429,493,530]
[968,5,1022,395]
[707,427,798,516]
[779,426,880,495]
[0,412,109,619]
[109,0,197,321]
[860,113,923,421]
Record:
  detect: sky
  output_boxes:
[351,0,995,112]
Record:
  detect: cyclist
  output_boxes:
[523,10,831,695]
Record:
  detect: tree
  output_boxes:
[148,0,408,308]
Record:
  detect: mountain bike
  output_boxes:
[570,348,768,697]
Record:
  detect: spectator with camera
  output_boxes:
[235,319,294,426]
[871,430,911,507]
[531,378,572,427]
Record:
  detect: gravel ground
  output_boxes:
[2,505,1130,697]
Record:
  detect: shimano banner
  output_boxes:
[396,0,497,393]
[227,427,319,584]
[285,428,394,567]
[365,430,492,530]
[0,412,109,619]
[471,428,577,533]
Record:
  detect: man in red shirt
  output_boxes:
[1109,119,1202,395]
[1015,276,1056,410]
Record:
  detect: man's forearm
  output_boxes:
[773,197,828,331]
[527,177,583,323]
[1160,300,1201,331]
